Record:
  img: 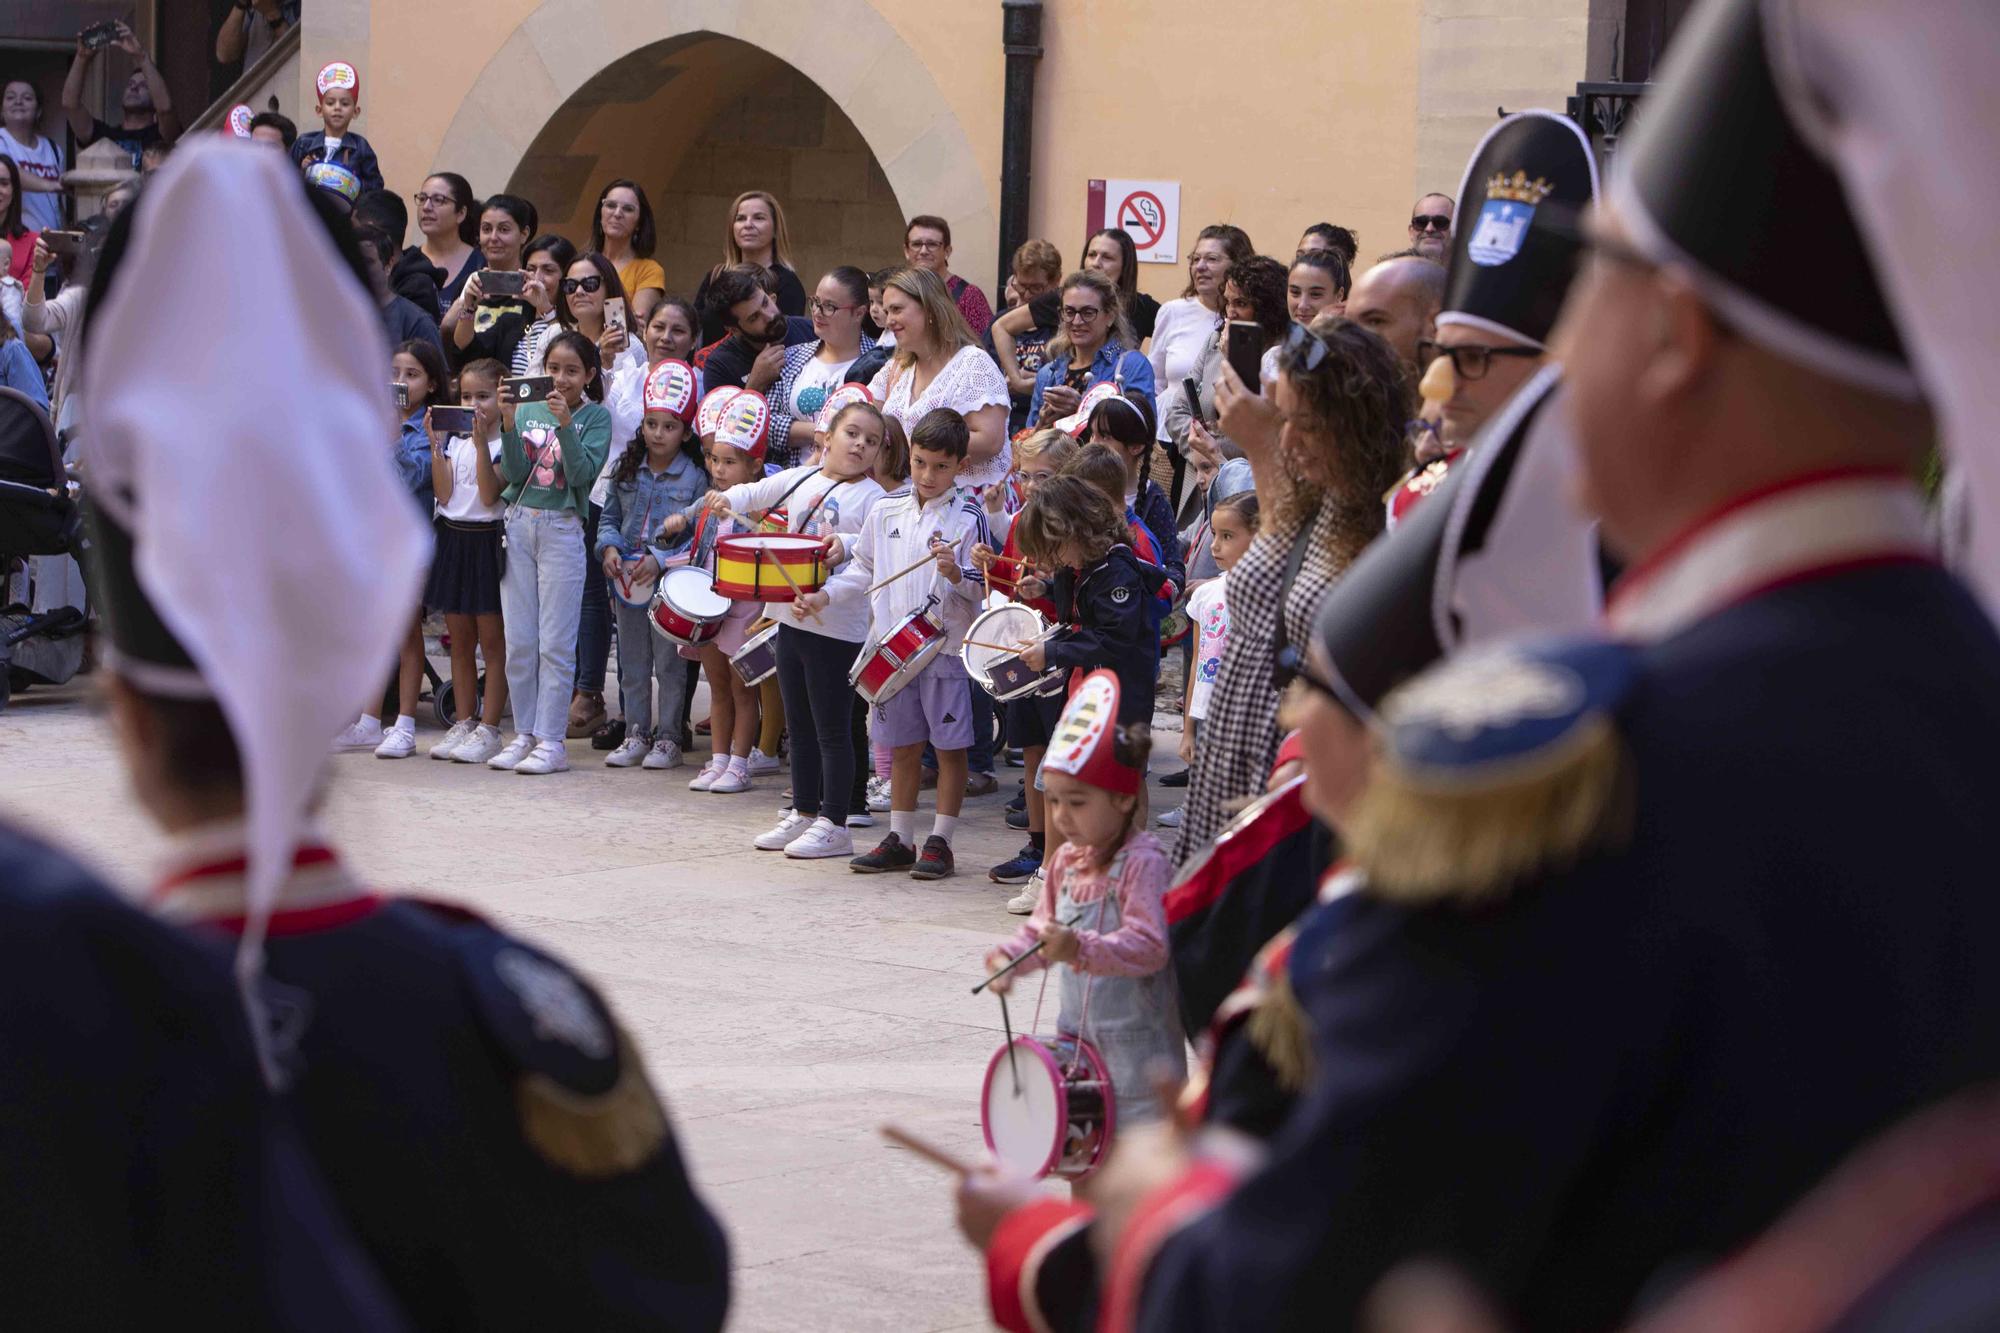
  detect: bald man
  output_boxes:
[1408,193,1454,260]
[1343,252,1445,374]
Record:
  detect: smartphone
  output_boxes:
[1181,375,1204,424]
[41,230,87,261]
[605,296,627,334]
[480,269,526,298]
[428,405,476,433]
[393,381,409,411]
[80,20,122,50]
[1225,321,1264,395]
[503,375,555,404]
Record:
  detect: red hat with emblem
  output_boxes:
[315,61,359,100]
[813,382,874,435]
[713,388,770,463]
[642,359,697,423]
[1042,669,1143,796]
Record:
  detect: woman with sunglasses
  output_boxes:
[1171,314,1410,861]
[557,251,631,369]
[767,266,877,468]
[1027,269,1157,431]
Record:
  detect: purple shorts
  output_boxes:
[874,654,974,750]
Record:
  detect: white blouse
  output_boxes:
[868,344,1012,492]
[1148,297,1221,443]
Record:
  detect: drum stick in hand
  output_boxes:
[972,911,1084,994]
[764,548,824,624]
[879,1123,977,1176]
[866,549,944,596]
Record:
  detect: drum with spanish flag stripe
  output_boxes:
[713,533,829,602]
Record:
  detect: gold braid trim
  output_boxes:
[1245,966,1314,1093]
[516,1026,668,1178]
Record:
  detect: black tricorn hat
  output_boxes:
[84,490,210,694]
[1440,110,1601,349]
[1613,0,1917,397]
[1316,368,1602,718]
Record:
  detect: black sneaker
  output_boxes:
[591,719,627,752]
[1005,806,1030,830]
[1161,767,1190,788]
[1007,787,1026,812]
[850,832,916,873]
[911,836,955,880]
[988,842,1042,884]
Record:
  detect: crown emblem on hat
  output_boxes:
[1485,171,1555,205]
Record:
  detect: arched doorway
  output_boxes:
[431,1,996,296]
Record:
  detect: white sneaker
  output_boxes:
[642,738,683,770]
[454,724,505,765]
[1006,872,1043,915]
[747,746,782,776]
[431,719,474,760]
[1156,805,1184,828]
[487,734,535,771]
[755,810,812,850]
[708,766,751,794]
[689,758,725,792]
[332,715,383,753]
[846,810,876,829]
[866,776,892,812]
[784,816,852,859]
[374,726,417,759]
[514,740,570,775]
[605,737,649,768]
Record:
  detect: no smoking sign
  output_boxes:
[1086,179,1181,264]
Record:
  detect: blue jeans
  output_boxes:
[612,598,688,740]
[574,502,610,695]
[501,508,584,740]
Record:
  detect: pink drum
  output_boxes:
[979,1034,1115,1181]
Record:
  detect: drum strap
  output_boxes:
[1031,871,1114,1079]
[751,468,829,532]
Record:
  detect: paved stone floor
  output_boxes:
[0,669,1185,1331]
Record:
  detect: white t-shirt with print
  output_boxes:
[1186,573,1231,721]
[0,129,65,233]
[437,435,506,521]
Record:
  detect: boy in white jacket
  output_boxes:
[823,409,989,879]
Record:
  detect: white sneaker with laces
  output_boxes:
[430,719,474,760]
[784,817,852,859]
[486,734,535,771]
[689,758,725,791]
[866,776,892,812]
[605,737,650,768]
[747,747,782,776]
[374,726,417,759]
[708,767,750,794]
[1156,805,1184,828]
[754,810,811,850]
[454,725,505,765]
[514,740,570,775]
[1006,872,1043,915]
[332,716,383,753]
[643,738,683,771]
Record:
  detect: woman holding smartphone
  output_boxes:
[1164,254,1290,468]
[1026,269,1157,431]
[443,194,541,365]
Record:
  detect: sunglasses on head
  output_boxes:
[1411,213,1452,233]
[1271,643,1344,702]
[559,275,604,296]
[1282,320,1332,373]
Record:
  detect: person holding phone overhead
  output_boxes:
[1164,254,1291,472]
[61,21,179,171]
[1026,270,1157,433]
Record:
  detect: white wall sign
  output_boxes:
[1087,178,1181,264]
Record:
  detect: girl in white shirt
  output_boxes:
[425,359,510,764]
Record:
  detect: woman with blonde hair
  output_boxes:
[864,266,1011,495]
[1027,268,1156,431]
[692,188,807,343]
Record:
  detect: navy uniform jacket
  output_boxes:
[0,824,405,1331]
[1046,544,1167,724]
[290,129,384,194]
[1117,559,2000,1330]
[161,849,730,1332]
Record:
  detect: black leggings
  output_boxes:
[775,625,862,823]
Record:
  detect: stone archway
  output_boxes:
[431,0,995,289]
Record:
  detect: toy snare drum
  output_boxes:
[713,533,829,602]
[649,567,731,648]
[963,604,1064,702]
[849,606,946,706]
[980,1034,1115,1181]
[729,618,780,687]
[609,559,659,609]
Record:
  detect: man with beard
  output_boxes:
[61,21,179,171]
[697,261,815,394]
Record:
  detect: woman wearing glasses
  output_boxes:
[590,179,666,329]
[1171,315,1410,861]
[1027,269,1157,431]
[410,172,480,314]
[768,267,878,468]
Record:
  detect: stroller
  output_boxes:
[0,387,87,711]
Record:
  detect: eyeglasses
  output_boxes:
[907,239,945,252]
[559,275,604,296]
[808,299,858,317]
[1282,321,1332,373]
[1061,306,1105,323]
[412,191,456,208]
[1415,339,1540,381]
[1271,643,1343,703]
[1410,213,1452,233]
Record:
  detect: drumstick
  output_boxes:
[762,547,824,624]
[879,1123,977,1176]
[998,989,1022,1095]
[865,549,944,596]
[971,912,1085,995]
[963,637,1037,654]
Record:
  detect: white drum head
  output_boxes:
[663,566,731,618]
[964,604,1048,687]
[981,1038,1064,1176]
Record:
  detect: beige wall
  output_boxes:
[303,0,1598,301]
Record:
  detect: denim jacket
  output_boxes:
[395,410,434,513]
[595,449,708,562]
[1026,339,1157,428]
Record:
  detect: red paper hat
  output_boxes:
[714,388,770,462]
[642,359,697,423]
[813,382,874,435]
[1056,382,1131,437]
[225,104,255,138]
[696,386,739,440]
[316,61,358,99]
[1042,669,1141,795]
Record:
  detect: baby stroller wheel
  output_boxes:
[432,674,485,728]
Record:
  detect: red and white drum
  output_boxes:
[980,1034,1116,1181]
[609,558,659,609]
[713,533,829,602]
[849,605,945,706]
[648,567,731,648]
[729,618,780,687]
[963,603,1064,702]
